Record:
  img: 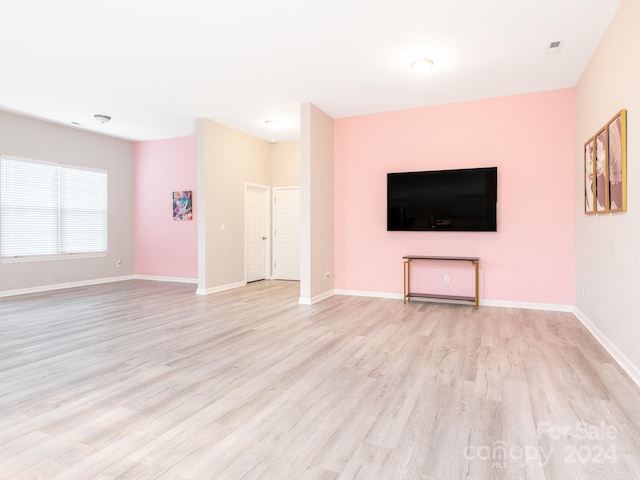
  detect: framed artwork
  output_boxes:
[595,128,607,213]
[606,110,627,212]
[584,109,627,215]
[173,191,193,221]
[584,138,595,214]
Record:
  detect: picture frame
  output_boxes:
[595,128,608,213]
[584,137,595,214]
[606,110,627,212]
[584,109,627,215]
[173,191,193,221]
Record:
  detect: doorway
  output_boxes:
[245,184,270,283]
[273,187,301,281]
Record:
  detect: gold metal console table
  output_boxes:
[403,255,479,309]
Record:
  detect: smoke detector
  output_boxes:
[546,40,563,54]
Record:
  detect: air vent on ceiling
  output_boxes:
[546,40,563,54]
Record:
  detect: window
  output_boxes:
[0,155,107,260]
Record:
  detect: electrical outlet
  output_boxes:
[444,275,450,284]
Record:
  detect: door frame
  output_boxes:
[244,183,271,283]
[273,186,301,281]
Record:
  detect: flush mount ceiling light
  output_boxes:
[411,58,434,73]
[264,119,280,127]
[94,114,111,124]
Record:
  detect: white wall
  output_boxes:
[0,110,134,293]
[300,103,335,304]
[574,0,640,379]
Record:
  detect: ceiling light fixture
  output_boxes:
[265,119,280,127]
[411,58,434,73]
[94,114,111,124]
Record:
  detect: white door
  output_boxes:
[273,187,301,281]
[245,185,269,283]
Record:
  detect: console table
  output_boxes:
[403,255,479,309]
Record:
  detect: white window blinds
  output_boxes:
[0,155,108,259]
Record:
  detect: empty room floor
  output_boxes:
[1,280,639,479]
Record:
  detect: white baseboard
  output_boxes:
[480,299,574,312]
[195,281,247,296]
[573,308,640,388]
[335,289,404,300]
[134,275,197,284]
[0,275,135,298]
[334,289,573,312]
[299,289,335,305]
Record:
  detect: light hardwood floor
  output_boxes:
[1,280,639,480]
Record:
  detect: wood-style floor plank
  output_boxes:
[1,280,640,479]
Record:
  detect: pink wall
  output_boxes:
[334,89,575,305]
[134,136,197,279]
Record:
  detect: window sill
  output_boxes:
[1,252,108,264]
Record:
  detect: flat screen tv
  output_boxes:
[387,166,497,231]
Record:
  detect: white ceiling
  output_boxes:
[0,0,621,143]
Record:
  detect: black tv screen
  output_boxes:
[387,167,497,231]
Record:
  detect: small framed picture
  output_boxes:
[173,191,193,221]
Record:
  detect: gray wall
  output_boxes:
[0,110,134,293]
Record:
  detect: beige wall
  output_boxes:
[270,141,300,187]
[197,118,270,292]
[575,0,640,379]
[0,110,134,293]
[300,103,334,303]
